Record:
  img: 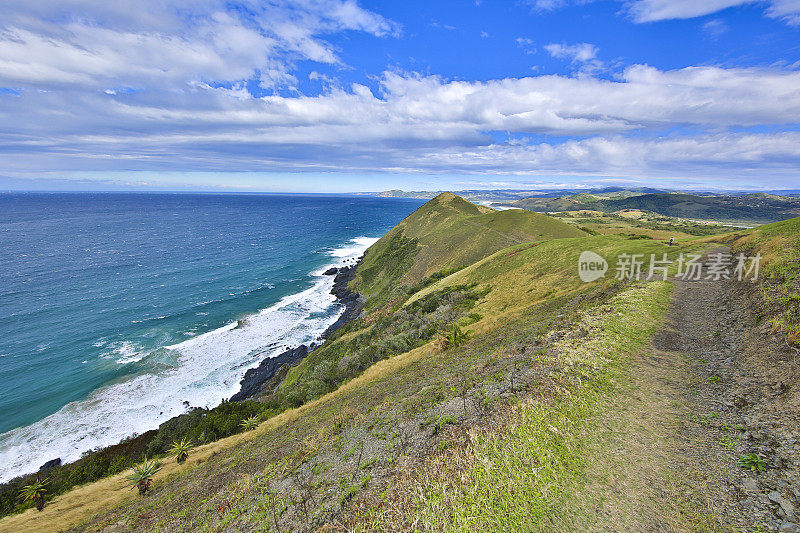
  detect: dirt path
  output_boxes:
[662,265,800,532]
[578,253,800,532]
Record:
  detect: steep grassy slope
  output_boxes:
[10,228,705,532]
[352,192,585,309]
[0,193,586,523]
[271,194,585,408]
[8,193,799,532]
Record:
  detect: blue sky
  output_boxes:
[0,0,799,192]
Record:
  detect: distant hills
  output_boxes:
[371,188,800,225]
[503,191,800,224]
[373,187,668,202]
[373,187,800,204]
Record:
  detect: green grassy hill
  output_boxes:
[353,192,586,309]
[5,195,800,533]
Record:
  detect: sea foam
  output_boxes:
[0,237,376,483]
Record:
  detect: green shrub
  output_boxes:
[738,454,767,472]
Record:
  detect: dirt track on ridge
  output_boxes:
[580,249,800,532]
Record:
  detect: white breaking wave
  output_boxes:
[107,340,146,364]
[0,237,377,483]
[328,236,378,258]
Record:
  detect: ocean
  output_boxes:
[0,192,423,482]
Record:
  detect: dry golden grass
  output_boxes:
[9,212,792,532]
[0,340,439,533]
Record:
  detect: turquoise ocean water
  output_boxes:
[0,192,423,481]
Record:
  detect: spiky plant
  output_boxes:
[240,416,260,431]
[19,477,48,511]
[437,324,470,351]
[125,458,162,496]
[168,438,193,464]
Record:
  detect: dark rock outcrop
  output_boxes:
[231,260,364,402]
[321,264,364,341]
[230,345,308,402]
[38,458,61,472]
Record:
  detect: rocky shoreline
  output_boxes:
[230,261,364,402]
[24,260,364,474]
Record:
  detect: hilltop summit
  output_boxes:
[351,193,585,307]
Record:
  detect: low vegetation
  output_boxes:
[739,454,768,472]
[0,399,270,517]
[17,478,47,512]
[271,282,489,408]
[239,416,260,432]
[124,459,161,496]
[436,323,470,350]
[166,439,193,465]
[2,193,799,532]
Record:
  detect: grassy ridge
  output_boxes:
[353,192,585,309]
[6,193,800,532]
[361,282,673,531]
[407,234,701,328]
[732,216,800,345]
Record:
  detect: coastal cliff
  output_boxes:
[3,195,800,533]
[230,263,364,402]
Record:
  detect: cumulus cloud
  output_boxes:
[0,0,399,90]
[1,65,800,180]
[0,0,799,185]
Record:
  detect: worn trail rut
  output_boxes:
[581,253,800,532]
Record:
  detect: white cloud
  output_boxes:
[544,42,599,63]
[626,0,800,25]
[528,0,800,25]
[1,65,800,182]
[702,19,728,37]
[627,0,750,22]
[526,0,595,11]
[516,37,537,54]
[766,0,800,24]
[544,42,604,74]
[0,1,798,186]
[407,132,800,178]
[0,0,399,90]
